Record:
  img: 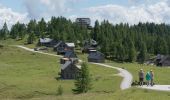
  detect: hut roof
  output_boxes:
[88,51,104,59]
[66,43,75,47]
[39,38,53,43]
[64,51,77,58]
[61,61,81,70]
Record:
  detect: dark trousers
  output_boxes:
[139,78,144,86]
[151,79,154,86]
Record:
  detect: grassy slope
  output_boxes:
[0,45,121,100]
[0,39,170,100]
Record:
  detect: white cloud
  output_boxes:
[1,0,170,29]
[83,0,170,25]
[0,4,28,29]
[24,0,82,19]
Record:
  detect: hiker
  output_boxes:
[146,71,151,86]
[138,69,144,86]
[150,70,154,86]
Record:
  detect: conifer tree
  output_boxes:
[94,20,100,41]
[27,32,35,44]
[138,42,147,63]
[128,40,136,62]
[73,62,92,94]
[0,22,9,40]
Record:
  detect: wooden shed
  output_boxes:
[156,55,170,67]
[88,50,105,63]
[60,59,81,79]
[60,50,80,79]
[54,41,75,54]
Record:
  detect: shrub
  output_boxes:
[0,44,4,49]
[57,85,63,95]
[31,53,36,55]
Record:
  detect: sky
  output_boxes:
[0,0,170,28]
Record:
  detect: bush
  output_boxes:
[31,53,36,55]
[0,44,4,49]
[57,85,63,95]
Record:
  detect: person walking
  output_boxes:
[138,69,144,86]
[146,71,151,86]
[150,70,154,86]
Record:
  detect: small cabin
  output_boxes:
[65,43,75,51]
[39,38,52,46]
[64,51,77,58]
[54,41,75,54]
[82,39,97,53]
[156,55,170,67]
[88,50,105,63]
[60,57,80,79]
[61,59,81,79]
[60,50,78,64]
[82,45,96,53]
[54,41,66,54]
[60,50,80,79]
[39,38,57,47]
[90,39,98,47]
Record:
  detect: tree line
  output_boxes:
[93,21,170,62]
[0,16,170,62]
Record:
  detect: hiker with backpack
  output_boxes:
[146,71,151,86]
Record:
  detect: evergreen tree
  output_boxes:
[117,43,125,62]
[18,23,27,39]
[73,62,92,94]
[128,40,136,62]
[10,22,26,39]
[27,19,37,35]
[38,18,47,37]
[0,22,9,40]
[138,42,147,63]
[93,20,100,41]
[27,32,35,44]
[10,23,19,39]
[154,37,168,55]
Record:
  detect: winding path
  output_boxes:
[91,63,133,90]
[15,45,63,58]
[15,45,133,90]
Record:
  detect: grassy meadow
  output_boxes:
[0,44,121,100]
[0,39,170,100]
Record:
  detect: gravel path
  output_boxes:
[16,45,63,57]
[139,85,170,92]
[91,63,133,90]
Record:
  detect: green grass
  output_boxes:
[0,39,26,45]
[24,88,170,100]
[0,45,121,100]
[0,38,38,49]
[0,39,170,100]
[107,62,170,84]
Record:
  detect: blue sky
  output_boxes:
[0,0,160,13]
[0,0,169,28]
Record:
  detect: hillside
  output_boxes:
[0,44,122,100]
[0,40,170,100]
